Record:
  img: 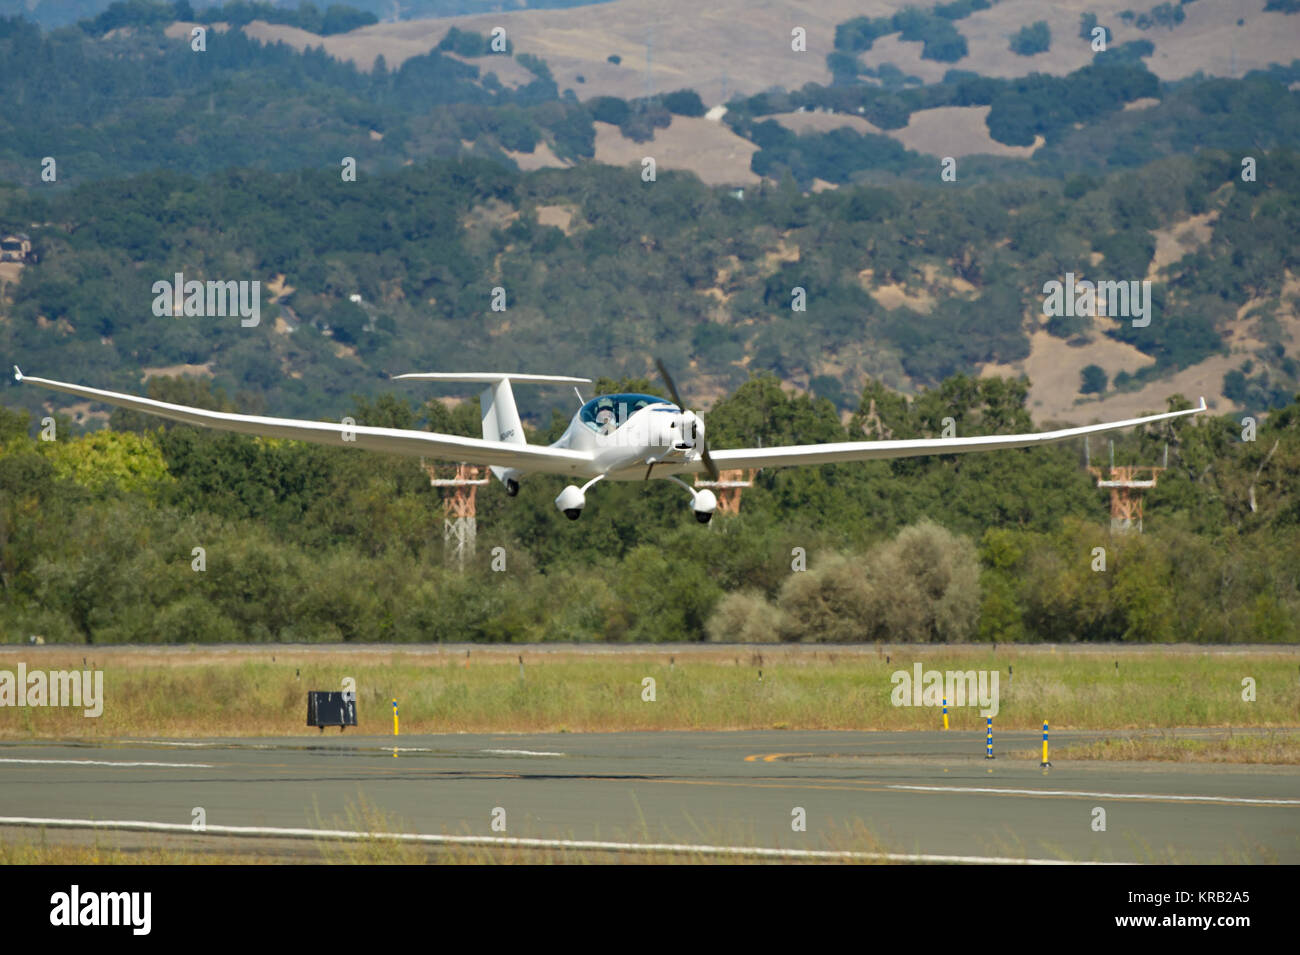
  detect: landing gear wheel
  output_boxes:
[506,479,520,497]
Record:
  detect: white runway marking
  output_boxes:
[0,816,1121,865]
[888,784,1300,806]
[480,749,566,757]
[0,758,212,769]
[133,740,213,747]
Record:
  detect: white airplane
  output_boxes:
[13,362,1207,523]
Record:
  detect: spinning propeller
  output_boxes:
[655,358,719,481]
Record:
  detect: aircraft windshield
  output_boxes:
[580,393,676,432]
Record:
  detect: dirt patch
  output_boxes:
[141,363,214,381]
[921,263,977,296]
[761,237,801,272]
[886,105,1044,158]
[462,198,519,234]
[1148,211,1217,278]
[997,327,1155,421]
[536,203,577,234]
[238,20,322,51]
[592,118,758,186]
[868,281,935,313]
[506,141,569,171]
[163,21,231,39]
[1059,351,1237,423]
[54,401,111,427]
[770,111,886,136]
[1122,97,1161,111]
[265,274,295,303]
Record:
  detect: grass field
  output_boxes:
[1,644,1296,738]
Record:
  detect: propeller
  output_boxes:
[655,358,719,481]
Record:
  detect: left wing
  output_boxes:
[706,399,1207,471]
[13,368,592,476]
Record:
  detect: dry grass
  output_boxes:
[591,118,759,186]
[886,106,1044,160]
[1,645,1296,738]
[202,1,1300,100]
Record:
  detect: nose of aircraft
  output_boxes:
[678,410,704,448]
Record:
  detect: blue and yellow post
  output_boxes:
[985,717,994,759]
[942,697,949,731]
[1041,720,1051,768]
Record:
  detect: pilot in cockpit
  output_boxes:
[595,401,617,434]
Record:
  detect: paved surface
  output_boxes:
[1,729,1297,862]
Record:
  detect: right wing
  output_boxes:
[14,369,592,476]
[707,399,1208,471]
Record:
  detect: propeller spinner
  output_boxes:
[655,358,719,481]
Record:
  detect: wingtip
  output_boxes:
[1198,395,1207,411]
[12,365,21,382]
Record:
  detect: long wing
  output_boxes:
[707,399,1208,470]
[13,369,591,475]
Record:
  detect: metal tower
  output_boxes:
[694,469,758,516]
[423,461,489,568]
[1085,438,1166,534]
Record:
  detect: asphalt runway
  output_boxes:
[2,729,1297,862]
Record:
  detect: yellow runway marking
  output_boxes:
[745,753,814,762]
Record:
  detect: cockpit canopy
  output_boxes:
[579,393,676,432]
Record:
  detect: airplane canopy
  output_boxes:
[579,393,676,432]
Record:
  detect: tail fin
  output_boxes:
[393,372,591,483]
[479,378,524,445]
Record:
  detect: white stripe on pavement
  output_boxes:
[0,758,212,769]
[888,784,1300,806]
[0,816,1123,865]
[480,749,566,757]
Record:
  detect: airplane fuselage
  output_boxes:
[548,392,704,480]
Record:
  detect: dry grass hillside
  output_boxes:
[221,0,1299,98]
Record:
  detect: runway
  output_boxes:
[2,729,1297,862]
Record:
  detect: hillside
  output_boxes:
[1,2,1298,425]
[3,149,1298,429]
[253,0,1300,99]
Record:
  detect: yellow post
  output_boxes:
[392,699,399,736]
[942,697,949,731]
[1041,719,1051,768]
